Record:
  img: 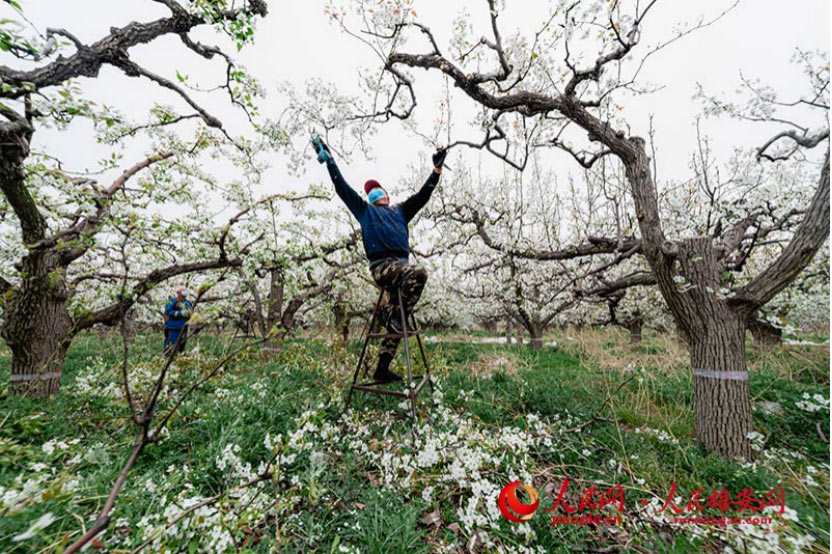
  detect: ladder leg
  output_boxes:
[412,313,434,395]
[398,290,418,423]
[347,289,384,408]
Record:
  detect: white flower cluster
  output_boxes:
[795,392,829,413]
[632,427,680,446]
[745,431,765,452]
[1,441,83,514]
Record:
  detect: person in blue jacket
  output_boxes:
[312,137,446,383]
[163,287,193,355]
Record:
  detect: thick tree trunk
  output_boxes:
[481,319,497,334]
[528,322,544,350]
[505,318,513,345]
[121,308,137,345]
[2,254,73,396]
[747,317,782,349]
[515,322,524,347]
[690,313,753,459]
[332,301,349,344]
[626,318,643,344]
[261,267,285,353]
[675,324,691,350]
[676,238,753,459]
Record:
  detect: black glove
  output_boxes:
[432,148,447,169]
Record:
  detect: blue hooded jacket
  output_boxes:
[325,158,440,266]
[164,297,193,330]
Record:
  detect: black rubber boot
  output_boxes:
[373,353,402,383]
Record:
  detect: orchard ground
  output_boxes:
[0,326,828,553]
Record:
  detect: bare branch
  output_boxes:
[462,204,641,260]
[757,128,829,162]
[113,57,222,128]
[551,138,614,168]
[483,0,512,80]
[577,271,656,297]
[0,4,265,100]
[74,257,242,330]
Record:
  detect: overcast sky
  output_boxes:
[3,0,829,218]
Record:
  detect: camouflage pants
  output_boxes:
[370,259,428,359]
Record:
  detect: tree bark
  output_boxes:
[748,317,782,349]
[505,317,513,345]
[515,322,524,347]
[676,324,691,350]
[260,267,285,353]
[528,322,544,350]
[2,253,73,396]
[333,300,349,344]
[690,312,753,459]
[678,238,753,459]
[626,317,643,344]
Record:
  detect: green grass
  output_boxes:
[0,328,828,553]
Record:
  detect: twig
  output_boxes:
[64,273,259,553]
[565,373,637,432]
[130,449,281,553]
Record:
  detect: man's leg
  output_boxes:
[164,328,178,356]
[372,261,428,326]
[177,327,189,353]
[370,260,429,381]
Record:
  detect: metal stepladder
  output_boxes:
[345,286,433,427]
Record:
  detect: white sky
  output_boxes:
[3,0,830,220]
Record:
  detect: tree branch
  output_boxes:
[0,5,265,99]
[30,151,174,260]
[731,151,830,312]
[756,128,829,162]
[73,257,243,331]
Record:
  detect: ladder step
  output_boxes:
[351,384,410,398]
[367,332,420,339]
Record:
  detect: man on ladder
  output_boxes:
[312,137,446,383]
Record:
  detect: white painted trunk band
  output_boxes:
[10,372,62,382]
[693,369,748,381]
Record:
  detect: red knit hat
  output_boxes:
[364,179,383,195]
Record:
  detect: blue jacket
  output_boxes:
[326,158,440,266]
[164,297,193,330]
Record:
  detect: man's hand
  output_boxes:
[311,136,332,164]
[432,147,447,169]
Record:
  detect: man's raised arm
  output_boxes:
[401,149,446,223]
[313,138,366,220]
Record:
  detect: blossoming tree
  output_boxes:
[326,0,829,458]
[0,1,272,396]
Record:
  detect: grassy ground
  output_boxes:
[0,327,828,553]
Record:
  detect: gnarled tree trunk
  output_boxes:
[678,238,754,459]
[689,311,753,459]
[626,317,643,344]
[2,253,74,396]
[332,299,350,344]
[262,266,285,353]
[528,321,545,350]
